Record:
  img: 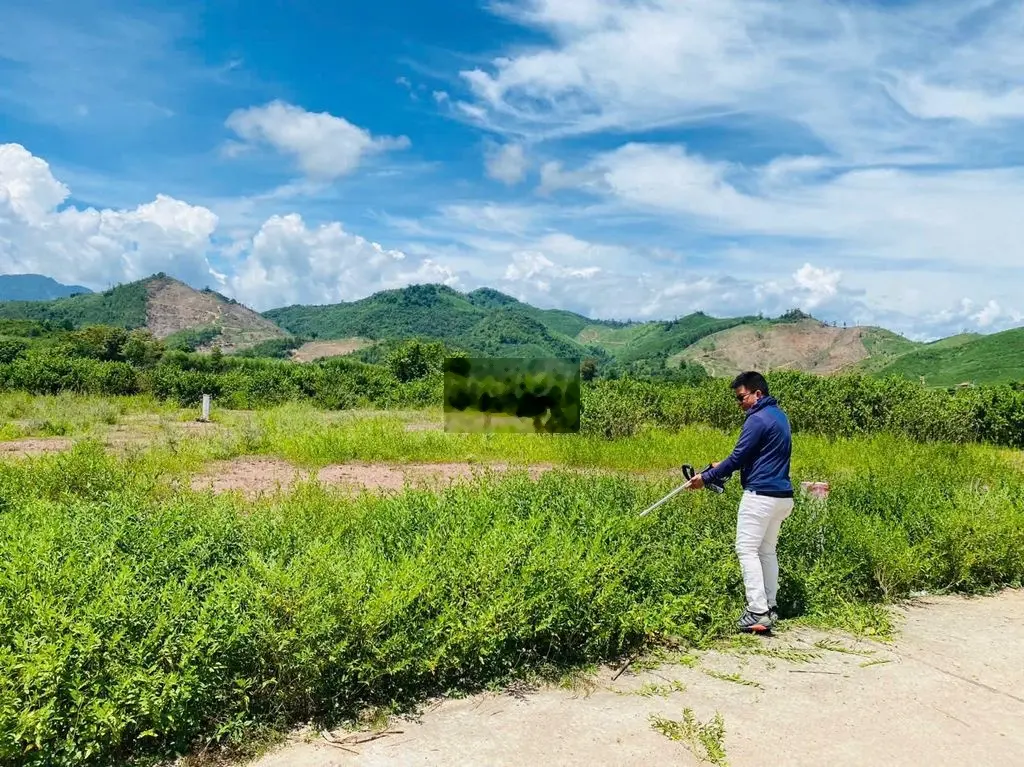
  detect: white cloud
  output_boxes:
[0,143,458,312]
[458,0,1024,163]
[2,142,1020,341]
[0,143,70,222]
[439,202,537,235]
[891,77,1024,124]
[225,100,410,180]
[484,142,528,185]
[0,143,218,288]
[226,213,412,309]
[542,141,1024,272]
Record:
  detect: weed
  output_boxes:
[814,638,876,657]
[650,708,729,765]
[860,659,894,669]
[702,670,764,689]
[632,680,687,697]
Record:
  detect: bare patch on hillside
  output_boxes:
[145,277,288,353]
[291,338,374,362]
[674,320,871,376]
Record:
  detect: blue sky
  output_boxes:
[1,0,1023,339]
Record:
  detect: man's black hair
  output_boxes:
[731,370,769,396]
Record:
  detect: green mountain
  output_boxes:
[0,274,93,301]
[1,274,1021,384]
[871,328,1024,386]
[264,284,614,362]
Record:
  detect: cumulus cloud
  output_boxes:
[2,142,1020,340]
[225,100,410,180]
[225,212,463,310]
[0,143,459,311]
[0,143,219,288]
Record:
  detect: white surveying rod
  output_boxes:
[638,481,690,517]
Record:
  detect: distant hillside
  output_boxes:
[144,276,289,353]
[466,287,625,338]
[579,312,754,365]
[265,284,611,362]
[262,283,1024,383]
[2,274,1021,383]
[0,280,150,328]
[0,274,288,353]
[671,319,894,377]
[871,327,1024,386]
[0,274,93,301]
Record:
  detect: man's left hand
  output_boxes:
[685,473,705,490]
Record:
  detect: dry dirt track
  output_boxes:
[247,589,1024,767]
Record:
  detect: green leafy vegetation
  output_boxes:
[0,281,149,329]
[0,324,1023,448]
[650,708,729,765]
[231,337,306,359]
[164,325,222,352]
[0,414,1022,765]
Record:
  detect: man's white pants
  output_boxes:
[735,491,794,615]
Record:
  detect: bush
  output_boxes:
[0,441,1021,765]
[0,338,29,365]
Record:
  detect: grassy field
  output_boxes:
[0,396,1022,766]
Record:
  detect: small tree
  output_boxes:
[580,358,597,382]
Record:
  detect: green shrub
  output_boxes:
[0,338,29,364]
[0,441,1021,765]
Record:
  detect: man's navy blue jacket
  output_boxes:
[701,395,793,495]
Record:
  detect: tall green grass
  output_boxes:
[0,436,1022,766]
[0,392,181,439]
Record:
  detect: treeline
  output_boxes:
[0,323,1022,449]
[0,325,444,410]
[580,372,1024,448]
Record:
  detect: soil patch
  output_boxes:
[190,458,561,498]
[0,438,74,457]
[190,457,309,499]
[291,339,375,362]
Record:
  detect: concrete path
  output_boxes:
[247,590,1024,767]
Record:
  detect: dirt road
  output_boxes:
[245,589,1024,767]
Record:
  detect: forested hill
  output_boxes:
[1,273,1022,384]
[262,284,622,370]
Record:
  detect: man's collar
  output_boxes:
[747,395,775,414]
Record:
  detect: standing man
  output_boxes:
[684,371,794,634]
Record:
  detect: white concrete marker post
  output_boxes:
[201,394,211,422]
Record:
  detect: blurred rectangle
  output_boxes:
[443,356,581,434]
